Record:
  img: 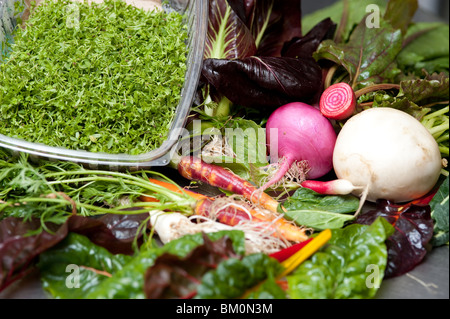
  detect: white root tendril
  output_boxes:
[260,158,311,191]
[149,203,294,255]
[201,134,236,159]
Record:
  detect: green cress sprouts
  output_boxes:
[0,0,187,155]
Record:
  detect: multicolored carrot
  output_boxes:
[141,172,309,243]
[177,156,281,213]
[194,198,309,242]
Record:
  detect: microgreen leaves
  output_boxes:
[0,0,188,155]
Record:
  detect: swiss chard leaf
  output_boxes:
[0,212,149,292]
[202,56,323,111]
[355,200,434,278]
[39,231,246,299]
[429,176,449,247]
[282,188,360,230]
[314,18,403,89]
[195,252,284,299]
[143,233,240,299]
[287,217,394,299]
[367,72,449,119]
[68,213,149,255]
[38,233,132,299]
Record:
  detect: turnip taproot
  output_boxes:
[333,107,442,203]
[261,102,337,191]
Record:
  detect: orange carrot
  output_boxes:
[142,178,208,201]
[177,156,280,213]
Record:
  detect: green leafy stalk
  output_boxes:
[0,154,198,228]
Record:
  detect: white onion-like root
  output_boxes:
[149,209,292,255]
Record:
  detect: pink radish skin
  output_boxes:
[320,83,356,120]
[262,102,337,191]
[301,179,360,195]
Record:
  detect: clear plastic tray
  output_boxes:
[0,0,207,170]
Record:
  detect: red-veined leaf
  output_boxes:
[205,0,256,60]
[355,200,434,278]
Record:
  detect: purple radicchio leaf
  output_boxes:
[252,0,302,57]
[226,0,303,57]
[355,200,434,278]
[281,18,337,59]
[202,55,323,111]
[205,0,256,60]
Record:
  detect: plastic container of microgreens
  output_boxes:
[0,0,207,170]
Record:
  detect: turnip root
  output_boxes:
[333,107,443,203]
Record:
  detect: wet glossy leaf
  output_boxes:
[355,200,434,278]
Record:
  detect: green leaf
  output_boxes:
[195,253,284,299]
[284,188,360,214]
[200,118,269,183]
[224,118,268,167]
[301,0,388,42]
[314,19,403,89]
[287,217,394,299]
[282,188,359,230]
[38,233,132,299]
[38,230,247,299]
[383,0,418,35]
[430,176,449,247]
[397,23,449,76]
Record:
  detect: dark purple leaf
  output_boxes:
[0,217,68,292]
[254,0,302,57]
[226,0,303,57]
[205,0,256,60]
[355,200,434,278]
[0,212,148,291]
[202,56,323,110]
[68,213,149,255]
[281,18,337,59]
[226,0,254,23]
[144,233,239,299]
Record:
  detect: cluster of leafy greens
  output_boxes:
[0,0,187,154]
[309,0,449,160]
[1,0,449,300]
[0,150,395,299]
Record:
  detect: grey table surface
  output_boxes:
[0,0,449,300]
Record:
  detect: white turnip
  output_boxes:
[332,107,443,203]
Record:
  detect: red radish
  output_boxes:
[320,82,356,120]
[261,102,337,191]
[301,179,363,195]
